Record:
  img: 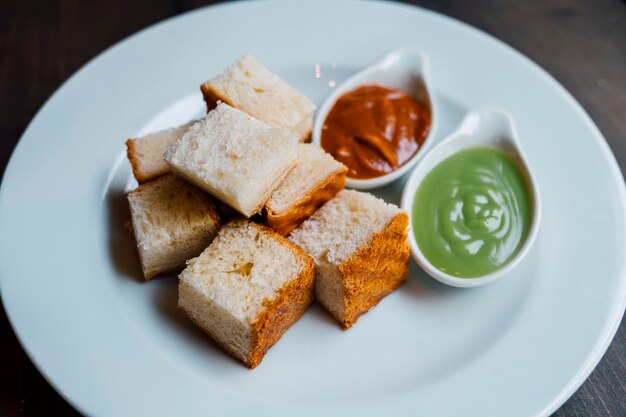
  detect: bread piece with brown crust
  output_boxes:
[201,54,316,142]
[178,220,314,368]
[289,190,410,329]
[127,174,220,280]
[126,121,195,183]
[265,144,347,235]
[164,102,299,218]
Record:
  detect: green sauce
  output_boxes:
[413,147,530,278]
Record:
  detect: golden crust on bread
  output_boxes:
[179,261,313,369]
[265,165,348,235]
[249,233,315,367]
[178,221,314,368]
[200,83,222,113]
[339,212,410,329]
[318,212,410,329]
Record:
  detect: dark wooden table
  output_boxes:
[1,0,624,415]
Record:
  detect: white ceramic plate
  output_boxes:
[1,1,625,416]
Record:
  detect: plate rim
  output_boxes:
[1,1,625,416]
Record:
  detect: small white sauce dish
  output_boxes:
[401,108,542,288]
[312,48,437,190]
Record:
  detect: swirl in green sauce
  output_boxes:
[413,146,530,278]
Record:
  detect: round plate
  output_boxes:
[1,1,625,416]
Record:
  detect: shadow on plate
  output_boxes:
[401,259,462,300]
[106,187,143,281]
[150,275,241,367]
[304,301,345,330]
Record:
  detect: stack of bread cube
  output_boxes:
[125,54,410,368]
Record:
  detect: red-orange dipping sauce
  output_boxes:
[321,85,431,179]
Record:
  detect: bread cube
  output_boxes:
[289,190,410,329]
[265,144,347,235]
[126,121,195,183]
[178,220,314,368]
[164,102,299,218]
[127,174,220,279]
[201,54,316,142]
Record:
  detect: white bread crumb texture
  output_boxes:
[207,54,316,130]
[127,175,219,278]
[127,121,196,182]
[288,189,404,265]
[179,282,253,363]
[130,121,195,153]
[180,221,306,323]
[164,102,298,216]
[128,175,218,253]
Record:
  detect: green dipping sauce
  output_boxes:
[413,146,530,278]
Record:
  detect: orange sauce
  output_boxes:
[321,85,431,179]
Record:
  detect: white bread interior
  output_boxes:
[288,190,409,328]
[289,190,403,264]
[127,174,220,280]
[265,144,347,235]
[164,102,298,217]
[126,121,195,183]
[178,220,314,368]
[201,54,316,141]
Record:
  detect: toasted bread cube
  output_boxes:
[178,220,314,368]
[201,54,316,142]
[289,190,410,329]
[164,102,298,218]
[126,121,195,183]
[265,144,347,235]
[127,174,220,280]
